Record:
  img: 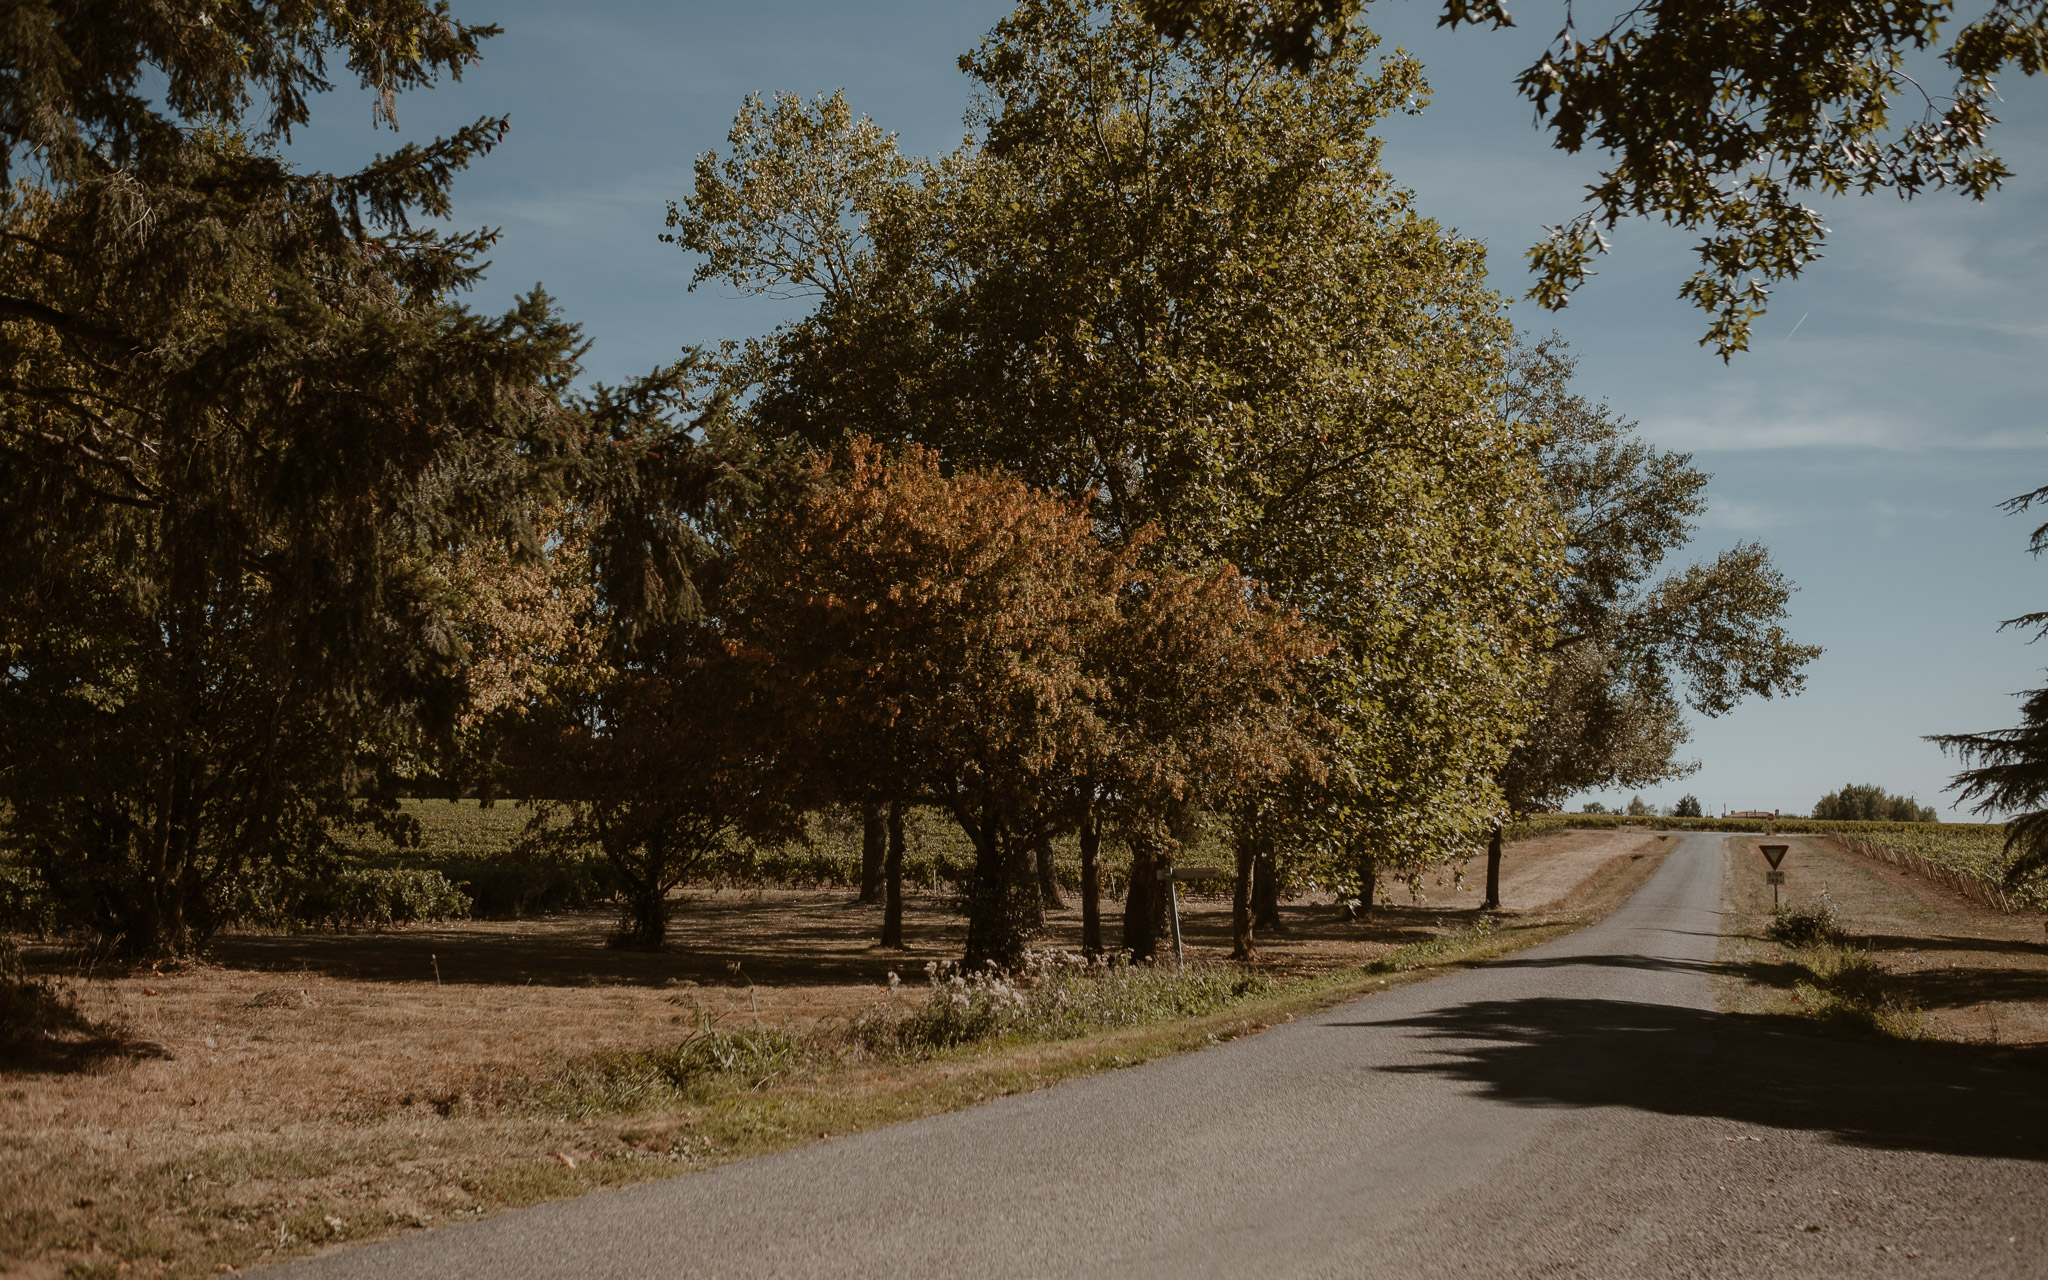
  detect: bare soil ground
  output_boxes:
[1494,826,1663,912]
[1718,834,2048,1049]
[1,830,1668,1279]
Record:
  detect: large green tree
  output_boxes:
[672,1,1558,950]
[0,3,584,955]
[1479,338,1820,906]
[1137,0,2048,355]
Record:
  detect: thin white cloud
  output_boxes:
[1700,496,1792,532]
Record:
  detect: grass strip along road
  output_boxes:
[281,834,2048,1279]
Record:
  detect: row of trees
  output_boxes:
[1581,796,1696,818]
[0,0,1819,962]
[1813,784,1940,823]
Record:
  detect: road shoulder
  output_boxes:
[1715,833,2048,1053]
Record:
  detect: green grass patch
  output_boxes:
[1368,915,1499,973]
[1783,943,1928,1040]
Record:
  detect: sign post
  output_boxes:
[1158,867,1223,969]
[1759,843,1789,909]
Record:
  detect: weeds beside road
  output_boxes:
[1716,836,2048,1051]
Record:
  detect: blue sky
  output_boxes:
[291,1,2048,819]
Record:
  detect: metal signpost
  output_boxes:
[1158,867,1224,969]
[1759,843,1789,908]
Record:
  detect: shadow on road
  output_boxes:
[1328,996,2048,1162]
[1483,947,2048,1011]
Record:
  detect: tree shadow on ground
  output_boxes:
[1887,964,2048,1010]
[1,975,169,1076]
[1487,939,2048,1010]
[202,900,951,988]
[1327,996,2048,1162]
[191,889,1467,989]
[1857,931,2048,959]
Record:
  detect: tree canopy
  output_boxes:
[1136,0,2048,356]
[1494,338,1819,820]
[1813,783,1939,822]
[673,1,1560,936]
[723,441,1324,968]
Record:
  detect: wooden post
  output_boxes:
[1157,867,1222,970]
[1168,879,1185,970]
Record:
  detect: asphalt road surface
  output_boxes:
[283,834,2048,1279]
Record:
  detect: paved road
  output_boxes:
[285,835,2048,1279]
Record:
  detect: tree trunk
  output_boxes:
[1231,828,1256,961]
[608,838,670,950]
[1035,833,1065,910]
[1121,835,1163,963]
[859,803,887,904]
[881,800,906,948]
[1079,810,1103,958]
[1252,849,1285,934]
[960,800,1037,971]
[1482,820,1504,911]
[1010,834,1044,935]
[615,870,668,948]
[1355,852,1377,921]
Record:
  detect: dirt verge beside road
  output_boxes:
[1716,834,2048,1049]
[1495,826,1666,912]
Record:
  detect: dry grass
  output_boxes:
[1,831,1672,1279]
[1491,828,1664,911]
[1716,835,2048,1049]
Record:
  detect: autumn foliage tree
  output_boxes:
[724,442,1120,968]
[724,442,1324,969]
[1094,562,1330,961]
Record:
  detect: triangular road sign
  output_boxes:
[1760,843,1788,869]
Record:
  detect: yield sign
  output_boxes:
[1759,843,1789,869]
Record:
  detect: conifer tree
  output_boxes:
[0,3,585,954]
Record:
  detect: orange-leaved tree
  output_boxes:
[1092,559,1330,962]
[726,440,1327,967]
[725,441,1119,968]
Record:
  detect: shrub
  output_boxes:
[435,856,611,918]
[242,866,473,931]
[1766,891,1847,948]
[0,862,57,935]
[545,1020,814,1116]
[855,951,1273,1056]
